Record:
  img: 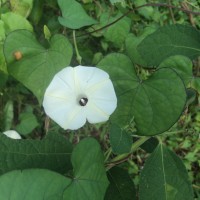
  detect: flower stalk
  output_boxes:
[73,30,82,65]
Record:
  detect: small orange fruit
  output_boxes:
[13,51,22,60]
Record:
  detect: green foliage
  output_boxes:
[64,138,109,200]
[0,132,72,174]
[137,25,200,66]
[125,26,157,66]
[100,12,131,48]
[0,169,71,200]
[105,167,137,200]
[4,30,73,103]
[109,124,132,154]
[3,100,14,130]
[139,143,194,200]
[1,0,200,199]
[1,12,33,32]
[10,0,33,17]
[15,107,39,135]
[58,0,97,29]
[98,53,186,135]
[159,55,193,85]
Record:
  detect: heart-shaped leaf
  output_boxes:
[0,169,71,200]
[0,132,72,175]
[139,143,194,200]
[137,25,200,66]
[58,0,97,29]
[98,53,186,136]
[0,137,108,199]
[4,30,73,103]
[63,138,109,200]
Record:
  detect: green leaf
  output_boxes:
[98,53,186,136]
[0,132,72,175]
[29,0,44,25]
[109,0,125,5]
[16,109,39,135]
[10,0,33,17]
[137,25,200,66]
[190,77,200,93]
[134,0,154,20]
[100,12,131,48]
[110,124,132,154]
[159,55,193,85]
[0,70,7,89]
[125,27,156,66]
[104,167,137,200]
[0,44,7,73]
[3,100,14,131]
[1,12,33,33]
[0,169,71,200]
[4,30,73,103]
[63,138,109,200]
[0,20,5,42]
[140,137,159,153]
[58,0,97,29]
[139,143,194,200]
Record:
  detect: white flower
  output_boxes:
[3,130,22,139]
[43,65,117,130]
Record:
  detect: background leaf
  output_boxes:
[140,137,159,153]
[10,0,33,17]
[58,0,97,29]
[104,167,137,200]
[125,27,157,67]
[137,25,200,66]
[190,77,200,93]
[15,106,39,135]
[3,100,14,131]
[159,55,193,85]
[0,169,71,200]
[0,132,72,175]
[139,143,194,200]
[98,53,186,135]
[63,138,109,200]
[4,30,73,103]
[1,12,33,33]
[109,124,132,154]
[100,12,131,48]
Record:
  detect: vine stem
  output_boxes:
[106,136,149,170]
[73,30,82,64]
[77,3,200,38]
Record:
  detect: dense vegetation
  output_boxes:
[0,0,200,199]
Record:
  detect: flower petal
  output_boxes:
[86,80,117,123]
[85,102,110,123]
[43,95,86,130]
[75,66,109,93]
[3,130,21,139]
[43,66,87,130]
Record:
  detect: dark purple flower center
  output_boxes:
[79,97,88,106]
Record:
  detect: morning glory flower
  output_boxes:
[3,130,22,139]
[43,65,117,130]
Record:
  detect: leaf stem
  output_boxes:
[73,30,82,65]
[106,136,149,169]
